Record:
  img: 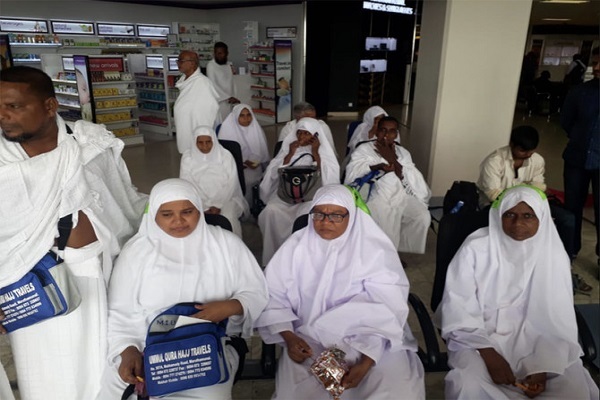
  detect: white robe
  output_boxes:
[344,140,431,254]
[206,59,235,123]
[437,186,599,400]
[0,360,14,400]
[255,185,425,399]
[180,126,249,237]
[174,69,219,154]
[218,104,271,202]
[99,179,268,400]
[277,119,338,157]
[258,118,340,265]
[0,116,146,400]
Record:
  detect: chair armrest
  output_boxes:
[575,306,597,366]
[408,293,448,371]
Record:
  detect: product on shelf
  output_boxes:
[96,111,132,124]
[111,126,139,137]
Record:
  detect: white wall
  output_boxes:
[411,0,533,195]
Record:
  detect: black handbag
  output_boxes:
[277,153,321,204]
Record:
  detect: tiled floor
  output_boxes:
[1,104,598,399]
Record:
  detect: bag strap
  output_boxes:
[66,125,73,134]
[57,214,73,253]
[288,152,314,167]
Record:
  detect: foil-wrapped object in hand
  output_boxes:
[310,348,349,400]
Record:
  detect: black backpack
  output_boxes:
[443,181,480,215]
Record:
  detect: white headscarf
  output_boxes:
[218,104,270,164]
[179,126,248,214]
[259,117,340,202]
[347,106,388,151]
[256,184,416,359]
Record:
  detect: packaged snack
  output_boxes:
[310,348,349,400]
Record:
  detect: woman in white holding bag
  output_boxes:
[257,117,339,265]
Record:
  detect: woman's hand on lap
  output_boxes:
[280,331,312,363]
[342,354,374,389]
[478,347,516,385]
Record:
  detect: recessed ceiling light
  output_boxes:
[542,18,572,21]
[540,0,590,4]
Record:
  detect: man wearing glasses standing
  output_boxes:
[174,50,219,154]
[344,116,432,254]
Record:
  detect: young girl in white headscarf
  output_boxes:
[218,104,270,202]
[438,185,598,400]
[180,125,249,237]
[257,117,340,265]
[256,184,425,399]
[98,178,268,399]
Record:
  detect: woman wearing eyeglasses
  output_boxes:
[255,184,425,400]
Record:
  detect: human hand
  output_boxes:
[478,347,516,385]
[0,309,6,335]
[205,206,221,215]
[118,346,144,385]
[375,140,396,165]
[280,331,312,363]
[520,373,547,398]
[193,300,242,323]
[310,135,321,152]
[228,97,240,104]
[244,160,259,169]
[342,355,374,389]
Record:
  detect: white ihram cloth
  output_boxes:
[258,118,340,265]
[99,179,268,400]
[344,140,431,254]
[0,116,147,399]
[277,118,338,157]
[0,360,14,400]
[206,59,235,122]
[437,186,598,400]
[180,126,249,237]
[219,104,270,199]
[174,68,219,154]
[255,185,425,399]
[346,106,387,153]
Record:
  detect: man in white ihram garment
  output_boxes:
[206,42,240,123]
[437,185,598,400]
[258,117,339,265]
[277,102,337,157]
[0,66,147,400]
[174,50,219,154]
[344,116,431,254]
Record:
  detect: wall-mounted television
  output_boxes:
[366,37,397,52]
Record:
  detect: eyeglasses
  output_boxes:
[310,212,349,224]
[177,59,194,63]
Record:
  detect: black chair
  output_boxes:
[292,213,309,234]
[204,213,233,232]
[273,140,283,158]
[215,123,222,136]
[218,139,246,196]
[345,120,362,155]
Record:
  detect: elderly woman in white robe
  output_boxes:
[344,116,431,254]
[218,104,270,203]
[180,126,249,237]
[346,105,387,154]
[258,117,340,265]
[438,185,599,400]
[98,179,268,399]
[255,184,425,399]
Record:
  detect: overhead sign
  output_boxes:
[0,18,49,33]
[51,20,95,35]
[88,57,124,72]
[137,25,170,37]
[363,0,414,15]
[97,23,135,36]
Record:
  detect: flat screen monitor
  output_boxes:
[146,55,163,70]
[62,56,74,71]
[365,37,397,52]
[168,56,179,71]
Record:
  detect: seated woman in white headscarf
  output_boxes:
[255,184,425,399]
[346,105,388,154]
[180,125,249,237]
[98,179,268,399]
[437,185,598,400]
[344,116,431,254]
[218,104,270,203]
[257,117,340,265]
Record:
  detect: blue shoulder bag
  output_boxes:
[143,303,230,397]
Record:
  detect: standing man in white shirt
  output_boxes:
[173,50,219,154]
[206,42,240,123]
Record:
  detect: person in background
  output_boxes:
[207,41,240,123]
[173,50,219,154]
[277,102,337,156]
[345,116,431,255]
[98,179,268,399]
[438,186,598,400]
[560,47,599,262]
[564,53,587,87]
[180,126,249,237]
[218,104,270,204]
[477,126,577,268]
[0,66,147,400]
[256,184,425,399]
